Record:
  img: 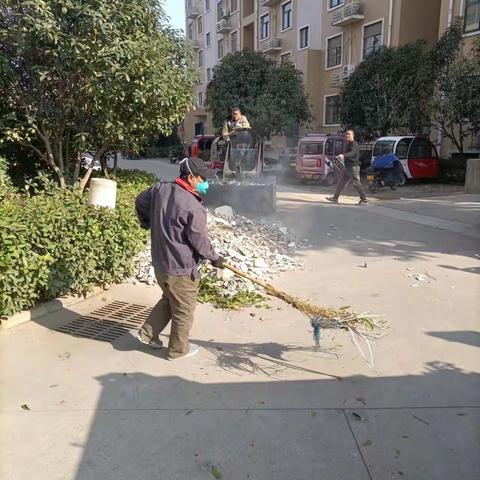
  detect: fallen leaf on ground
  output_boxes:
[361,440,372,447]
[211,466,222,479]
[21,404,30,411]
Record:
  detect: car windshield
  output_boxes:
[373,140,395,156]
[300,142,323,154]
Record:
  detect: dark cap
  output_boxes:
[179,157,215,179]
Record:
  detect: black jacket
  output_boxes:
[343,140,360,168]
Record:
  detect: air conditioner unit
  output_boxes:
[342,64,355,77]
[222,9,231,18]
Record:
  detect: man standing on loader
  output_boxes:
[222,107,251,142]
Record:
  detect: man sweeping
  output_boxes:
[134,157,225,359]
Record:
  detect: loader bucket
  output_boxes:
[205,176,276,214]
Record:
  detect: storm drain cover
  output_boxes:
[56,301,152,342]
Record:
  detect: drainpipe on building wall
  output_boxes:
[447,0,454,27]
[387,0,394,47]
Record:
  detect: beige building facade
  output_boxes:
[183,0,480,155]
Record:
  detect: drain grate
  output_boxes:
[56,301,152,342]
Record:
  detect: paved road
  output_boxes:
[1,158,479,480]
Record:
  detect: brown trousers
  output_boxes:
[139,269,199,359]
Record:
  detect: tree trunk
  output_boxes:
[78,146,107,193]
[73,152,81,186]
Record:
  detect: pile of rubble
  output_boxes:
[129,205,306,297]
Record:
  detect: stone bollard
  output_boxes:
[87,178,117,209]
[464,158,480,194]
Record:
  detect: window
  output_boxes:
[334,139,343,156]
[464,0,480,33]
[363,21,383,58]
[217,1,223,21]
[373,140,395,156]
[207,68,212,82]
[206,0,210,11]
[217,38,224,58]
[198,92,203,107]
[206,32,211,46]
[410,139,430,158]
[231,30,239,52]
[231,0,238,12]
[282,1,292,30]
[280,51,292,63]
[188,23,193,40]
[299,142,323,154]
[329,0,344,9]
[395,138,412,159]
[299,26,309,50]
[197,16,203,34]
[260,14,269,40]
[324,95,340,126]
[325,139,333,156]
[198,50,204,67]
[326,34,342,68]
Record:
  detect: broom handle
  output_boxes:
[224,263,271,289]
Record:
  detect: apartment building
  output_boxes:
[183,0,479,154]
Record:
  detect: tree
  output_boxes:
[429,28,480,154]
[205,51,311,139]
[339,41,433,141]
[0,0,197,188]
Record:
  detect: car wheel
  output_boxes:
[398,173,407,186]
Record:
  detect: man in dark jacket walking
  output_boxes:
[135,157,225,359]
[326,130,368,205]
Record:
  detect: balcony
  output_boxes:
[261,0,281,6]
[186,7,201,20]
[216,18,232,34]
[261,38,282,54]
[188,39,200,49]
[331,1,364,27]
[329,65,355,88]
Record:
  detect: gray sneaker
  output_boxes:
[168,344,200,360]
[326,196,338,203]
[358,199,369,206]
[135,332,163,349]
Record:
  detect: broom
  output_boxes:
[224,263,385,367]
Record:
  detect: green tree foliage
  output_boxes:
[0,0,197,188]
[340,19,467,143]
[205,51,311,139]
[429,29,480,153]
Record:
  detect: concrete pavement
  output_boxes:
[1,159,479,480]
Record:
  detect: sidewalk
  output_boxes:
[1,193,479,480]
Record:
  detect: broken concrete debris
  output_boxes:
[129,206,304,299]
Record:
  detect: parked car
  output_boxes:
[296,134,345,185]
[371,136,439,183]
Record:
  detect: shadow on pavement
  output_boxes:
[426,330,480,348]
[70,363,480,480]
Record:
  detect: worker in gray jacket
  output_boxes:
[135,157,225,359]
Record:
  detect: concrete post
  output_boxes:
[464,158,480,194]
[87,178,117,209]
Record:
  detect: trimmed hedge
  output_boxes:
[0,169,157,318]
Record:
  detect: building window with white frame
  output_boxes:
[299,26,309,50]
[216,1,223,22]
[231,30,239,52]
[282,1,292,30]
[329,0,344,9]
[197,16,203,34]
[231,0,238,13]
[260,14,270,40]
[188,23,193,40]
[217,38,224,59]
[326,34,342,68]
[206,32,211,47]
[324,95,340,126]
[198,50,204,68]
[464,0,480,33]
[363,21,383,58]
[280,51,292,63]
[207,68,212,82]
[198,91,203,107]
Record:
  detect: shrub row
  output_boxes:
[0,169,157,318]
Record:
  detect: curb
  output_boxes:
[0,287,104,332]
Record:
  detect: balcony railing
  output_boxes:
[329,65,355,88]
[216,18,232,34]
[331,1,364,27]
[188,39,200,49]
[262,38,282,54]
[261,0,281,6]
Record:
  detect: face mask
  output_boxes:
[195,179,209,195]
